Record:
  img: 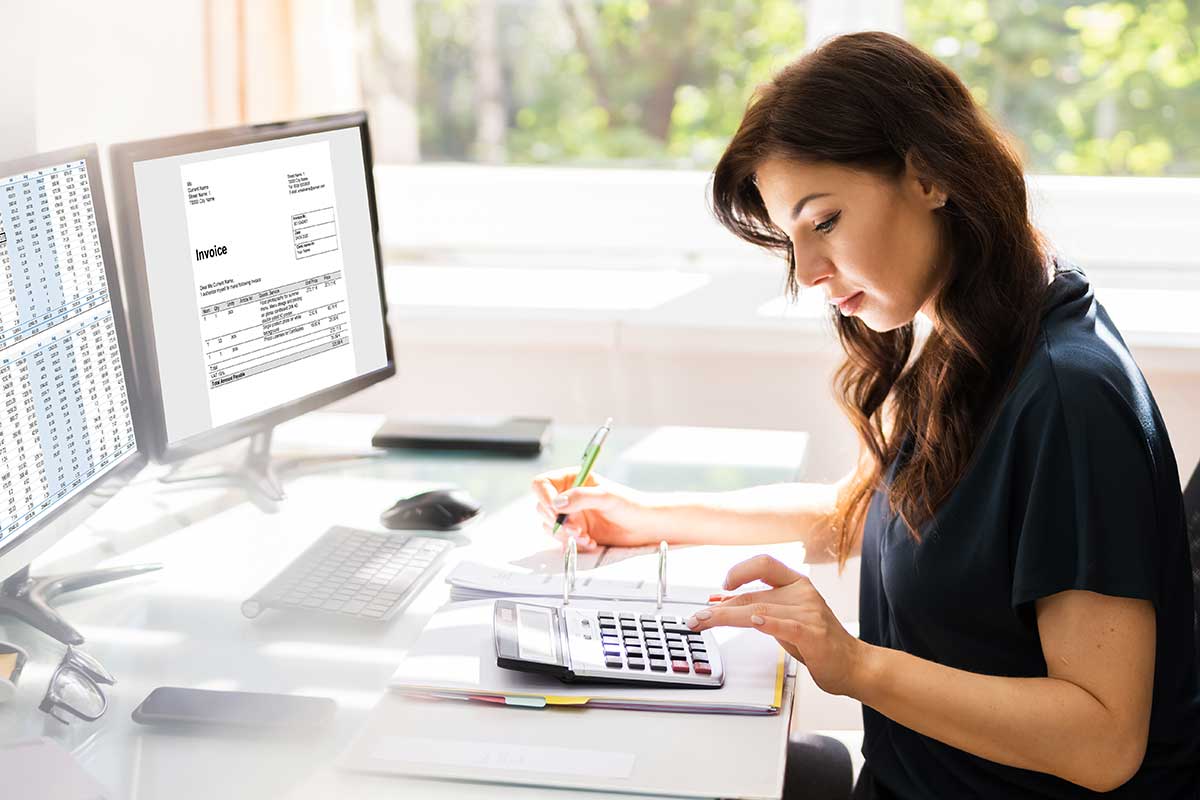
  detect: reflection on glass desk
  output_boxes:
[0,414,808,800]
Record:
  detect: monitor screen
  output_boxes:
[0,157,138,551]
[127,125,389,447]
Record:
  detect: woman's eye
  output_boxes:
[814,211,841,234]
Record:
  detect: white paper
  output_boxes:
[370,736,637,779]
[445,560,714,605]
[180,140,357,426]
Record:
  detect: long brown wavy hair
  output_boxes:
[711,32,1049,569]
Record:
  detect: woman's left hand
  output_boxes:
[685,555,867,697]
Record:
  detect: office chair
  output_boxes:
[1183,459,1200,658]
[783,733,854,800]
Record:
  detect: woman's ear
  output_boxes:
[904,149,948,210]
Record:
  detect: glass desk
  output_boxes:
[0,415,809,799]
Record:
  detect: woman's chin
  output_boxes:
[858,309,913,333]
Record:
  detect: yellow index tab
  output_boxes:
[543,695,591,706]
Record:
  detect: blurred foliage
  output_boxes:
[380,0,1199,175]
[906,0,1199,174]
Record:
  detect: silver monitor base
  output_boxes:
[0,563,162,645]
[158,429,384,513]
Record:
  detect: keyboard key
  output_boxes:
[626,658,645,670]
[671,659,690,673]
[649,661,668,672]
[694,662,712,675]
[605,658,623,669]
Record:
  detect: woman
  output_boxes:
[532,32,1200,799]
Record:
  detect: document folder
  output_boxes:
[387,599,788,715]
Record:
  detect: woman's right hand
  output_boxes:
[531,468,660,552]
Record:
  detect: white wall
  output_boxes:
[33,0,208,153]
[0,0,38,161]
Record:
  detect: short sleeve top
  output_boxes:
[859,267,1200,798]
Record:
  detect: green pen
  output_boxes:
[551,417,613,537]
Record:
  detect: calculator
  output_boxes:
[493,600,724,687]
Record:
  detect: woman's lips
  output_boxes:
[834,291,864,316]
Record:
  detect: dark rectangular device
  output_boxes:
[131,687,336,729]
[493,600,724,688]
[372,417,552,457]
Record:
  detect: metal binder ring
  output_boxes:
[563,536,578,605]
[656,540,668,609]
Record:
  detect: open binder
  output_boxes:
[387,598,789,715]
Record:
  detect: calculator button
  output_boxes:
[599,621,616,631]
[647,647,665,658]
[649,661,668,672]
[619,613,635,622]
[660,616,678,624]
[598,612,615,621]
[626,658,646,670]
[605,658,623,669]
[694,662,712,675]
[603,645,622,656]
[671,659,690,673]
[639,614,656,622]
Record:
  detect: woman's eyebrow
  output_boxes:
[790,192,833,221]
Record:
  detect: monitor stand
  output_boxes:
[158,428,383,512]
[0,563,162,645]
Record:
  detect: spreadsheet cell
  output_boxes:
[0,160,136,546]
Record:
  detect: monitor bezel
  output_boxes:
[109,112,396,463]
[0,144,148,580]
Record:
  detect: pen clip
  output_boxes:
[563,536,578,606]
[656,540,667,610]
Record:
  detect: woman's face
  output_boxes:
[755,157,947,332]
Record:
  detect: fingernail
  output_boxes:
[553,495,568,508]
[751,615,765,625]
[685,616,699,629]
[694,609,711,620]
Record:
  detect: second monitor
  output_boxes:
[110,113,395,503]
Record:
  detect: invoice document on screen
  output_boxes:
[180,140,356,427]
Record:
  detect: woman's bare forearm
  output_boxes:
[637,481,843,558]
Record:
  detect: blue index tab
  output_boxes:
[505,695,548,708]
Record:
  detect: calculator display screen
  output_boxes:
[516,605,558,664]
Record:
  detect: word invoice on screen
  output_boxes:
[180,140,356,426]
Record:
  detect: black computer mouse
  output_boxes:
[381,488,482,531]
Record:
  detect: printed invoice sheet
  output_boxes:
[180,140,356,426]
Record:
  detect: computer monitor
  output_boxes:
[110,113,395,503]
[0,145,151,644]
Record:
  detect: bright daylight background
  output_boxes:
[3,0,1199,489]
[3,0,1197,763]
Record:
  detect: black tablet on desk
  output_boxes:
[371,417,552,457]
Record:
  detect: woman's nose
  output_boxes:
[792,245,834,288]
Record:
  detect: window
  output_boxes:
[358,0,1200,176]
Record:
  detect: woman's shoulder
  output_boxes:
[1005,267,1163,449]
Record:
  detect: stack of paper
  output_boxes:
[445,561,716,605]
[388,599,789,715]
